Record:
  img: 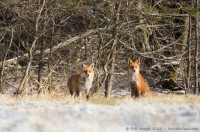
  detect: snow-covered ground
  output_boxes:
[0,97,200,132]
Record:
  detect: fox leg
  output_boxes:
[72,92,76,99]
[136,89,141,97]
[76,89,80,97]
[131,83,138,98]
[146,91,151,96]
[69,88,73,96]
[131,87,134,97]
[68,87,76,99]
[141,91,150,97]
[86,88,90,101]
[131,88,137,98]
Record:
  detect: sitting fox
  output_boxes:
[128,58,150,98]
[68,63,94,100]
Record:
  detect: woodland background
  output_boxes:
[0,0,199,97]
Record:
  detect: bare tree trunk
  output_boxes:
[194,0,199,95]
[37,41,45,94]
[138,0,151,51]
[93,32,104,94]
[0,28,14,93]
[104,2,121,98]
[14,46,20,82]
[47,20,55,94]
[47,43,52,94]
[16,39,37,95]
[105,39,117,98]
[84,38,88,60]
[186,15,192,94]
[151,0,155,7]
[181,14,190,96]
[16,0,46,96]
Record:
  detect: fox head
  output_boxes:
[128,58,140,72]
[82,63,94,78]
[128,58,140,83]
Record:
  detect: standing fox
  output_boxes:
[128,58,150,98]
[68,63,94,100]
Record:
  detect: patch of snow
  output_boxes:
[0,100,200,132]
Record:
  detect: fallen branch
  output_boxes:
[0,29,99,66]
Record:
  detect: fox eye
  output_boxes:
[130,66,134,69]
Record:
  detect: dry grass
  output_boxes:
[130,94,200,104]
[90,94,200,105]
[90,96,118,105]
[0,93,200,105]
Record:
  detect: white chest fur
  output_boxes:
[129,70,139,85]
[80,73,94,90]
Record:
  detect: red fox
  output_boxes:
[68,63,94,100]
[128,58,150,98]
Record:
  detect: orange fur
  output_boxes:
[128,58,150,98]
[68,63,94,100]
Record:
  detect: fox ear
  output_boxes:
[90,63,94,69]
[128,58,133,65]
[136,59,140,65]
[82,64,87,68]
